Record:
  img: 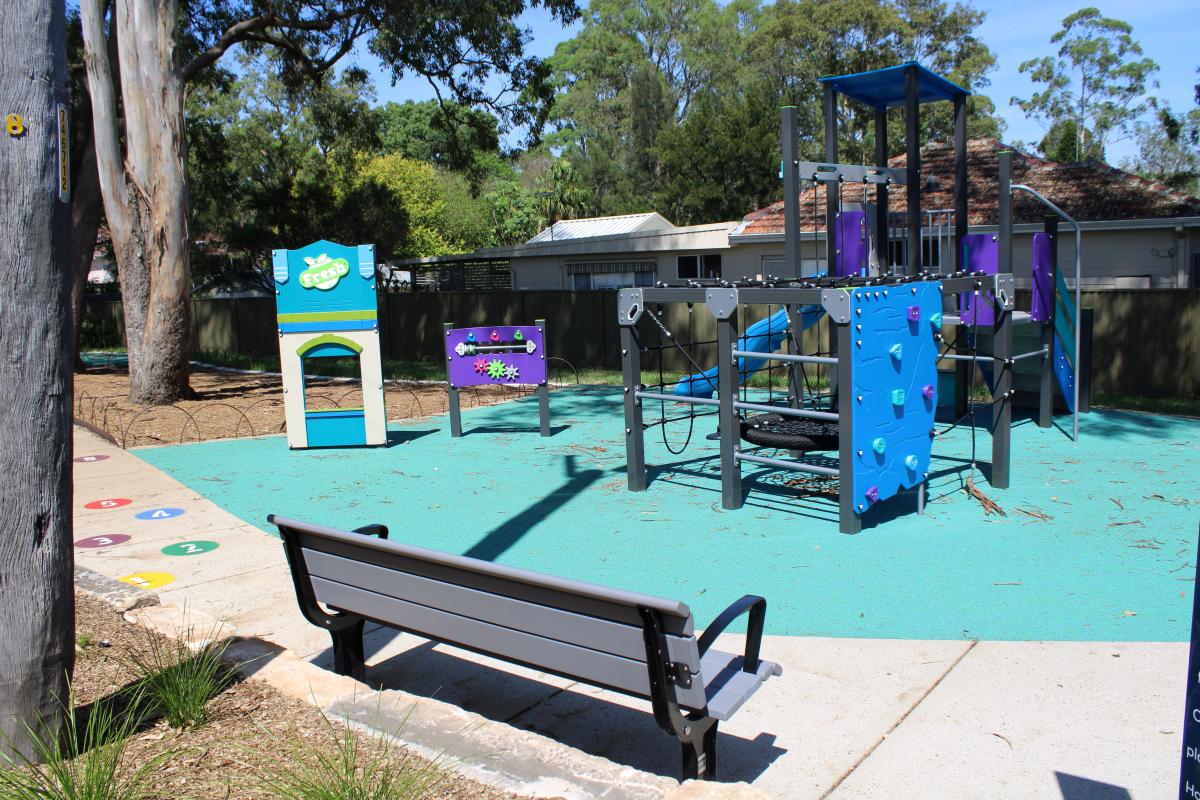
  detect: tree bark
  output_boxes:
[0,0,75,761]
[82,0,191,404]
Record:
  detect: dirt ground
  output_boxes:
[74,365,537,448]
[68,593,516,800]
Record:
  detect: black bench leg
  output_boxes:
[330,619,366,681]
[680,719,718,781]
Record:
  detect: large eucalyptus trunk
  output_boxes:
[69,93,101,370]
[0,0,75,760]
[81,0,191,404]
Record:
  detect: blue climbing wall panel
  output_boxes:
[849,282,942,516]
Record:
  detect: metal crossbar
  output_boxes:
[733,400,839,421]
[636,390,720,407]
[735,451,840,477]
[731,350,838,365]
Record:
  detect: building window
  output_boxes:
[571,271,653,290]
[678,254,722,279]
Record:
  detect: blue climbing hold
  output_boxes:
[905,454,919,471]
[889,343,903,361]
[929,311,943,328]
[891,388,906,406]
[872,437,887,455]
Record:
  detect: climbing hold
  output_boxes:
[466,331,476,342]
[922,384,936,401]
[929,311,943,328]
[503,364,519,381]
[905,454,919,471]
[513,329,524,341]
[872,437,886,455]
[473,357,488,374]
[486,359,506,379]
[489,330,500,342]
[907,305,921,322]
[865,485,879,503]
[891,389,906,406]
[889,343,903,361]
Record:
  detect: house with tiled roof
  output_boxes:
[725,140,1200,289]
[395,140,1200,290]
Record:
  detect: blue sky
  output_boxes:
[359,0,1197,165]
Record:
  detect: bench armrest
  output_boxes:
[696,595,766,674]
[352,523,389,540]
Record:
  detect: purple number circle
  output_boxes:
[75,534,131,549]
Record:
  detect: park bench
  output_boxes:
[269,514,783,780]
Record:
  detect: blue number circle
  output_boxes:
[134,507,186,521]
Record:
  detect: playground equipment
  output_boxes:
[443,321,550,437]
[273,240,387,449]
[619,63,1085,533]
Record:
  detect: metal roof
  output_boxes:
[818,62,970,110]
[526,212,674,244]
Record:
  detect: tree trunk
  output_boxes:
[0,0,75,761]
[82,0,191,405]
[69,109,101,371]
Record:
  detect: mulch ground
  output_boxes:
[74,365,536,448]
[70,592,517,800]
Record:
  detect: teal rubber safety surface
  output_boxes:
[133,386,1200,642]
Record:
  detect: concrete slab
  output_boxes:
[827,640,1187,800]
[509,634,972,798]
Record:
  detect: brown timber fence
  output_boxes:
[82,289,1200,399]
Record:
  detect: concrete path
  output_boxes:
[72,426,1186,799]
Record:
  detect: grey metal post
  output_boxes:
[874,107,889,271]
[1038,220,1057,428]
[954,321,969,419]
[991,151,1014,489]
[823,83,838,273]
[953,93,968,272]
[713,295,741,509]
[620,323,646,491]
[783,107,802,278]
[536,318,551,436]
[904,65,921,276]
[837,319,860,533]
[444,322,463,437]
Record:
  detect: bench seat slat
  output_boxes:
[296,530,693,637]
[311,576,707,709]
[303,549,699,667]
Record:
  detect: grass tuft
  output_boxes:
[121,624,236,729]
[0,685,167,800]
[260,709,447,800]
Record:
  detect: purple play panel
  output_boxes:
[959,233,998,327]
[1030,232,1053,324]
[834,210,868,277]
[445,324,547,388]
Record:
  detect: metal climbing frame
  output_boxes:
[618,273,1010,534]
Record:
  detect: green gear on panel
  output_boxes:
[486,359,506,379]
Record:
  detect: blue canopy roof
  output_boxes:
[818,62,969,110]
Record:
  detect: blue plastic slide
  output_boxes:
[673,305,825,398]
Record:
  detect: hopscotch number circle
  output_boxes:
[75,534,131,549]
[161,540,219,557]
[74,454,110,463]
[118,571,174,590]
[134,507,186,521]
[84,498,132,510]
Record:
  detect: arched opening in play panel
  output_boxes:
[297,335,367,447]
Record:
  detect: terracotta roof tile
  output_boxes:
[736,140,1200,236]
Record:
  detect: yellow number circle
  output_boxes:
[118,571,175,590]
[5,114,24,136]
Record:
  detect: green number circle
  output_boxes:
[160,540,219,557]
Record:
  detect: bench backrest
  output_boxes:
[271,516,708,709]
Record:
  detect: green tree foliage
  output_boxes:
[547,0,1000,224]
[1122,71,1200,197]
[378,99,503,187]
[1013,7,1159,162]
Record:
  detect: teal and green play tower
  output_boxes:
[272,240,387,449]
